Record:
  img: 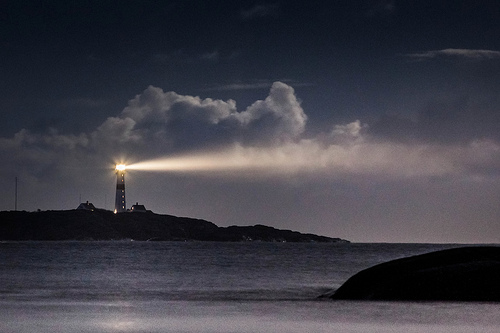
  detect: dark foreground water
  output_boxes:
[1,241,499,332]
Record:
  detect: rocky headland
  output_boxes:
[0,209,347,243]
[327,246,500,302]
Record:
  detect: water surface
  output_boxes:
[1,242,498,332]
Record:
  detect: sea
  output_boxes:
[1,241,499,333]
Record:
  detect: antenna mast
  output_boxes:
[15,177,18,211]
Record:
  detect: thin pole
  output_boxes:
[15,177,18,211]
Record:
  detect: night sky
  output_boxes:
[2,0,500,242]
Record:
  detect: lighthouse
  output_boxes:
[114,164,126,213]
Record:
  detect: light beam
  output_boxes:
[125,145,311,174]
[123,141,458,178]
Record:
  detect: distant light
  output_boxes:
[116,164,126,171]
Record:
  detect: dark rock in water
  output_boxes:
[328,246,500,302]
[0,209,348,243]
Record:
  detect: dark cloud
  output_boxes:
[368,114,418,143]
[240,3,279,20]
[405,49,500,61]
[370,95,500,145]
[364,0,396,17]
[203,81,280,92]
[202,80,314,92]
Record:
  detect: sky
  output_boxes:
[2,0,500,243]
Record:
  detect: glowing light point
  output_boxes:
[114,164,126,213]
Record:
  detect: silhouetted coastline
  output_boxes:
[0,210,348,243]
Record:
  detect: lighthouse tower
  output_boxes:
[114,164,126,213]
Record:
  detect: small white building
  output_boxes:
[130,202,147,212]
[77,201,95,211]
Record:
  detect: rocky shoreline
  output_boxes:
[326,246,500,302]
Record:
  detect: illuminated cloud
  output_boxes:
[2,83,500,182]
[91,117,141,146]
[122,86,235,124]
[329,120,367,144]
[119,81,307,147]
[233,81,307,143]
